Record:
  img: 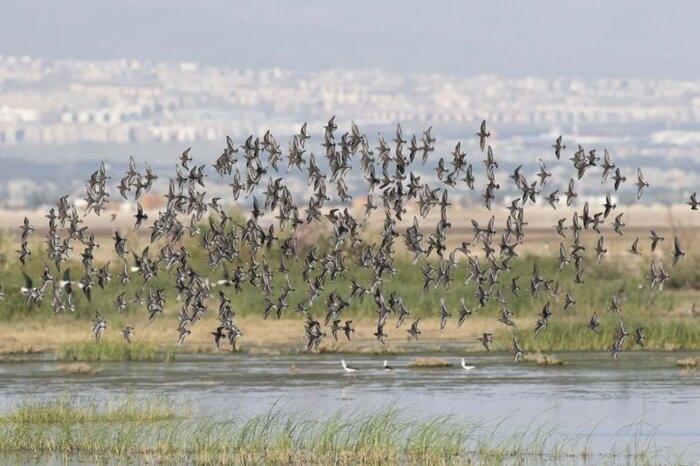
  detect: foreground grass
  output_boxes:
[0,397,687,465]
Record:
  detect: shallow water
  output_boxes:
[1,351,699,462]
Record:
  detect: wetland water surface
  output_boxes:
[1,351,698,462]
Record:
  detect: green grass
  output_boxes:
[0,231,693,321]
[512,319,700,352]
[0,229,698,352]
[0,398,687,464]
[56,341,176,362]
[1,395,179,424]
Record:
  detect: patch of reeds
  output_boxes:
[1,395,179,425]
[513,319,700,352]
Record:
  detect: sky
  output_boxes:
[1,0,699,78]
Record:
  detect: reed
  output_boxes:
[1,394,178,424]
[513,319,700,352]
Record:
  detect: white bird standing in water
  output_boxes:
[341,359,357,374]
[383,359,394,370]
[461,358,475,372]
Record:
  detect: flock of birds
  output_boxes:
[14,117,697,362]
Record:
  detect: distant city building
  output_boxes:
[0,55,698,207]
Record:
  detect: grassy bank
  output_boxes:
[513,319,700,352]
[0,397,687,465]
[0,313,697,359]
[0,231,698,356]
[1,232,698,322]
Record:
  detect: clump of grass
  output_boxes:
[57,363,99,375]
[522,353,565,366]
[407,357,452,368]
[55,341,176,362]
[676,356,698,369]
[2,395,179,425]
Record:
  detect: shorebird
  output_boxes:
[457,298,472,327]
[121,326,134,343]
[476,120,490,151]
[563,292,576,312]
[586,313,600,334]
[19,217,34,242]
[628,238,641,255]
[383,360,394,370]
[477,333,493,351]
[460,358,475,371]
[177,325,191,347]
[439,298,450,330]
[552,135,565,159]
[511,337,524,363]
[341,359,358,374]
[649,230,664,252]
[406,318,421,340]
[211,326,225,348]
[341,320,355,341]
[673,237,685,265]
[635,168,649,199]
[607,294,622,313]
[134,202,148,230]
[92,312,107,341]
[601,149,615,181]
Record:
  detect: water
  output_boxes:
[1,351,698,461]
